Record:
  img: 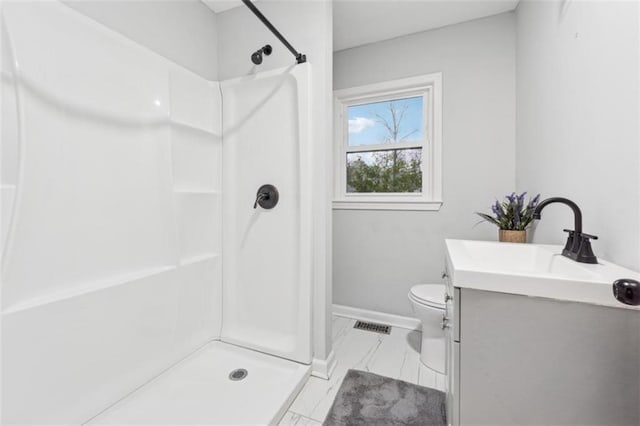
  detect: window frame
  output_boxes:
[333,73,443,211]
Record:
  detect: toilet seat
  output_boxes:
[409,284,446,310]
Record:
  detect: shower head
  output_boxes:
[251,51,262,65]
[251,44,272,65]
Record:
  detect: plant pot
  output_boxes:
[499,229,527,243]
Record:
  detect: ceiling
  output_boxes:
[202,0,519,51]
[202,0,256,14]
[333,0,519,51]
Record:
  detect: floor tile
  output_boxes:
[290,327,380,421]
[296,414,322,426]
[418,363,438,388]
[331,316,355,351]
[435,370,447,392]
[363,327,421,384]
[288,373,341,421]
[279,411,302,425]
[289,315,445,422]
[279,411,322,425]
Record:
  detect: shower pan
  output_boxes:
[0,1,315,424]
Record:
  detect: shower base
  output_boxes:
[87,341,310,425]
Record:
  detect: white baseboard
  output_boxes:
[333,304,421,331]
[311,350,336,380]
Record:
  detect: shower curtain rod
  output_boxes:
[241,0,307,64]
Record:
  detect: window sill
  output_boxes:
[332,200,443,211]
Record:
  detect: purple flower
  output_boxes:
[528,193,540,209]
[517,192,526,206]
[478,192,541,230]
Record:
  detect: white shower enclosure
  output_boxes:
[222,68,312,364]
[1,2,314,424]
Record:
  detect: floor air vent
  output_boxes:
[354,320,391,335]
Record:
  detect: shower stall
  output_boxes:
[0,1,322,424]
[221,66,312,364]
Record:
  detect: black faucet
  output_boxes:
[533,197,598,264]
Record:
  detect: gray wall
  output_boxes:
[333,13,517,317]
[516,0,640,271]
[217,1,334,360]
[64,0,218,79]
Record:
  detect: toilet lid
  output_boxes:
[410,284,446,309]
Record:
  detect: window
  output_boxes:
[333,73,442,211]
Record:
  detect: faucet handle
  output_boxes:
[561,229,576,255]
[562,229,598,263]
[575,233,598,264]
[564,229,598,240]
[580,232,598,240]
[253,192,267,209]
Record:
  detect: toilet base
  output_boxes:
[420,333,445,374]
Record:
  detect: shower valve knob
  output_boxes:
[254,184,279,210]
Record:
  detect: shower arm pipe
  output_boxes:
[241,0,307,64]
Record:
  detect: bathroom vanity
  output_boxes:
[444,239,640,426]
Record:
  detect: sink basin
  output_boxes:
[445,239,640,310]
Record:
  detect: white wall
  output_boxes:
[65,0,335,363]
[221,65,314,364]
[333,13,516,317]
[1,2,222,422]
[216,1,334,364]
[64,0,218,79]
[516,0,640,271]
[2,2,333,422]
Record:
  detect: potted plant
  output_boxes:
[476,192,540,243]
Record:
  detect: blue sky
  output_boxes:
[348,96,423,146]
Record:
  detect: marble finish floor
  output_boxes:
[279,315,446,425]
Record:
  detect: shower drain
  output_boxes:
[229,368,248,381]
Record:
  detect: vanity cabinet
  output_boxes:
[444,275,459,426]
[444,273,640,426]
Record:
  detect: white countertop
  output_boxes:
[445,239,640,310]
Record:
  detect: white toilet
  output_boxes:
[408,284,446,373]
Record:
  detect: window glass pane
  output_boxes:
[346,148,422,193]
[348,96,423,147]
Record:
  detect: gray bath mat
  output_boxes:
[323,369,446,426]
